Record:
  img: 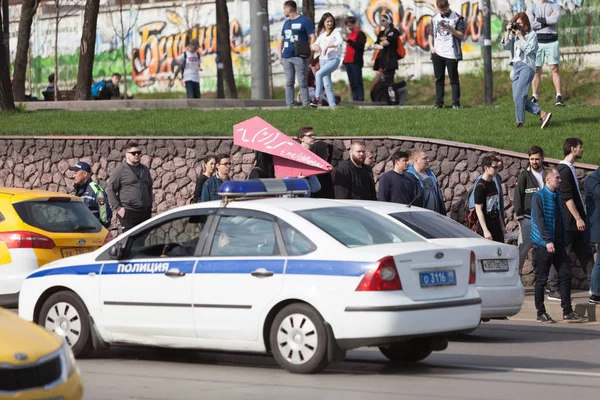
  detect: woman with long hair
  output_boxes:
[501,12,552,128]
[310,13,343,108]
[192,155,216,203]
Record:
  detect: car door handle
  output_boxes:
[251,268,274,278]
[165,268,186,277]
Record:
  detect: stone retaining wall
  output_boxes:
[0,136,596,289]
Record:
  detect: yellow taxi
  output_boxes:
[0,188,110,307]
[0,307,83,399]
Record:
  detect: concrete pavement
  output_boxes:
[513,289,598,322]
[78,320,600,400]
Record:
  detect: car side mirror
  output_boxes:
[108,243,123,260]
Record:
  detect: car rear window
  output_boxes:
[389,211,481,239]
[13,200,103,233]
[296,207,423,248]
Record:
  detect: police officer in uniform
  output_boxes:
[69,162,112,228]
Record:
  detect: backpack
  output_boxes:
[396,38,406,59]
[91,80,106,98]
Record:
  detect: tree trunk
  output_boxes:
[119,4,127,98]
[302,0,314,24]
[216,0,237,99]
[13,0,39,102]
[54,10,59,101]
[76,0,100,100]
[0,9,16,111]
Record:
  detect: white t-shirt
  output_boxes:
[532,169,544,189]
[432,11,460,59]
[177,51,201,83]
[314,29,343,61]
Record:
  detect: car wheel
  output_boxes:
[269,303,329,374]
[379,338,433,363]
[38,291,93,357]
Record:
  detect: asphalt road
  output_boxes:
[78,320,600,400]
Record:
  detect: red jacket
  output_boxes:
[343,29,366,65]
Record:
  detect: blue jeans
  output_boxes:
[512,62,540,124]
[315,57,341,107]
[592,245,600,296]
[345,63,364,101]
[185,81,200,99]
[282,57,309,106]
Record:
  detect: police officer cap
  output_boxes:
[69,161,92,173]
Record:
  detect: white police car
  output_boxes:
[343,201,524,321]
[18,179,482,374]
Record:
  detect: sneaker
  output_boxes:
[547,290,561,301]
[537,313,556,323]
[516,123,524,128]
[529,95,538,103]
[555,95,565,106]
[309,99,319,108]
[452,104,460,110]
[540,111,552,129]
[433,104,443,109]
[563,311,586,322]
[590,295,600,304]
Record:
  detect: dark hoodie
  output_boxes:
[249,152,275,179]
[310,141,335,199]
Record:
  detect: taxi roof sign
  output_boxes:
[218,179,310,198]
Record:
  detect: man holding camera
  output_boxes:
[527,0,564,106]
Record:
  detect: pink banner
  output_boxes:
[233,116,332,178]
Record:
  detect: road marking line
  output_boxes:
[432,363,600,378]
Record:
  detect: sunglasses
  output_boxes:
[220,162,232,166]
[128,151,142,156]
[304,134,316,138]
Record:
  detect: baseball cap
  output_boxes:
[69,161,92,173]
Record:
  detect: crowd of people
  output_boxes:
[69,135,598,322]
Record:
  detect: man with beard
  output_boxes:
[334,141,376,200]
[555,137,592,301]
[514,146,545,274]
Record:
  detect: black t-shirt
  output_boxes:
[474,179,502,236]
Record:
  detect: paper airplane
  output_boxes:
[233,116,332,178]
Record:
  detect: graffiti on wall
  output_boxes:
[7,0,595,95]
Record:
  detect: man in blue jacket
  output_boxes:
[407,148,446,214]
[530,167,583,323]
[585,167,600,304]
[69,161,112,228]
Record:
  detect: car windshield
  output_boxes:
[296,207,424,248]
[389,211,481,239]
[13,200,103,233]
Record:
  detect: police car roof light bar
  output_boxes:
[218,178,310,198]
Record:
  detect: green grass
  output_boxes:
[1,105,599,164]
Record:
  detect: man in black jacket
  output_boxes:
[557,137,593,299]
[334,141,376,200]
[514,146,545,273]
[585,167,600,304]
[106,142,153,232]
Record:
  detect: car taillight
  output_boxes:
[469,250,476,284]
[356,256,402,291]
[103,231,113,246]
[0,231,55,249]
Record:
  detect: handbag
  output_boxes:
[294,40,311,58]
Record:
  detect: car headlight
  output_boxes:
[59,339,78,380]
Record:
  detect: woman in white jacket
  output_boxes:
[310,13,343,108]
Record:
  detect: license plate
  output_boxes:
[419,270,457,287]
[482,259,509,272]
[61,247,95,258]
